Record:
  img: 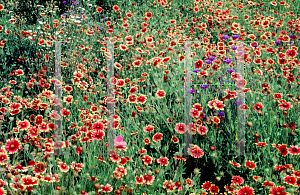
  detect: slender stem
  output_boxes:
[199,159,210,174]
[172,160,180,181]
[164,142,173,156]
[285,115,288,146]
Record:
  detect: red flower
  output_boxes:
[140,155,152,165]
[197,126,208,135]
[289,122,296,130]
[253,102,264,112]
[90,176,97,182]
[279,101,293,110]
[100,184,113,193]
[17,120,30,130]
[152,133,163,142]
[128,94,137,103]
[131,111,137,117]
[209,184,219,194]
[144,138,150,145]
[245,160,256,170]
[144,125,154,133]
[279,144,288,156]
[0,187,6,195]
[202,181,211,190]
[190,108,200,118]
[92,122,104,131]
[145,12,152,18]
[113,5,119,11]
[288,145,300,155]
[156,90,166,98]
[34,162,46,174]
[92,131,105,141]
[274,93,282,99]
[212,116,220,124]
[286,49,298,58]
[157,157,169,166]
[136,94,147,104]
[255,142,268,148]
[142,174,155,185]
[193,103,203,111]
[175,123,185,134]
[269,186,289,195]
[284,176,296,185]
[286,76,294,84]
[278,58,287,65]
[185,178,193,187]
[231,176,244,185]
[238,185,254,195]
[5,138,20,154]
[194,60,203,69]
[135,175,144,184]
[58,162,69,172]
[96,7,103,13]
[173,156,186,161]
[187,144,204,158]
[171,136,179,143]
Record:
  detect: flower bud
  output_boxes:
[94,183,101,190]
[254,133,260,138]
[155,169,160,174]
[247,122,253,127]
[290,131,295,136]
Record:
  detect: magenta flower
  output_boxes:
[114,136,126,149]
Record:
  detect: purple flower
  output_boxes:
[232,35,239,39]
[201,85,210,89]
[61,14,66,16]
[193,69,201,73]
[62,1,67,4]
[100,29,104,31]
[209,56,216,61]
[275,40,281,45]
[72,0,76,1]
[227,68,235,74]
[81,12,85,15]
[222,35,229,40]
[289,35,295,39]
[205,60,212,64]
[218,76,221,80]
[231,46,237,50]
[253,44,258,48]
[225,59,232,64]
[104,18,108,21]
[188,89,195,94]
[217,111,224,116]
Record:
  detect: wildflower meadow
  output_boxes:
[0,0,299,194]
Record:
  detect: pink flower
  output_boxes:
[114,136,126,149]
